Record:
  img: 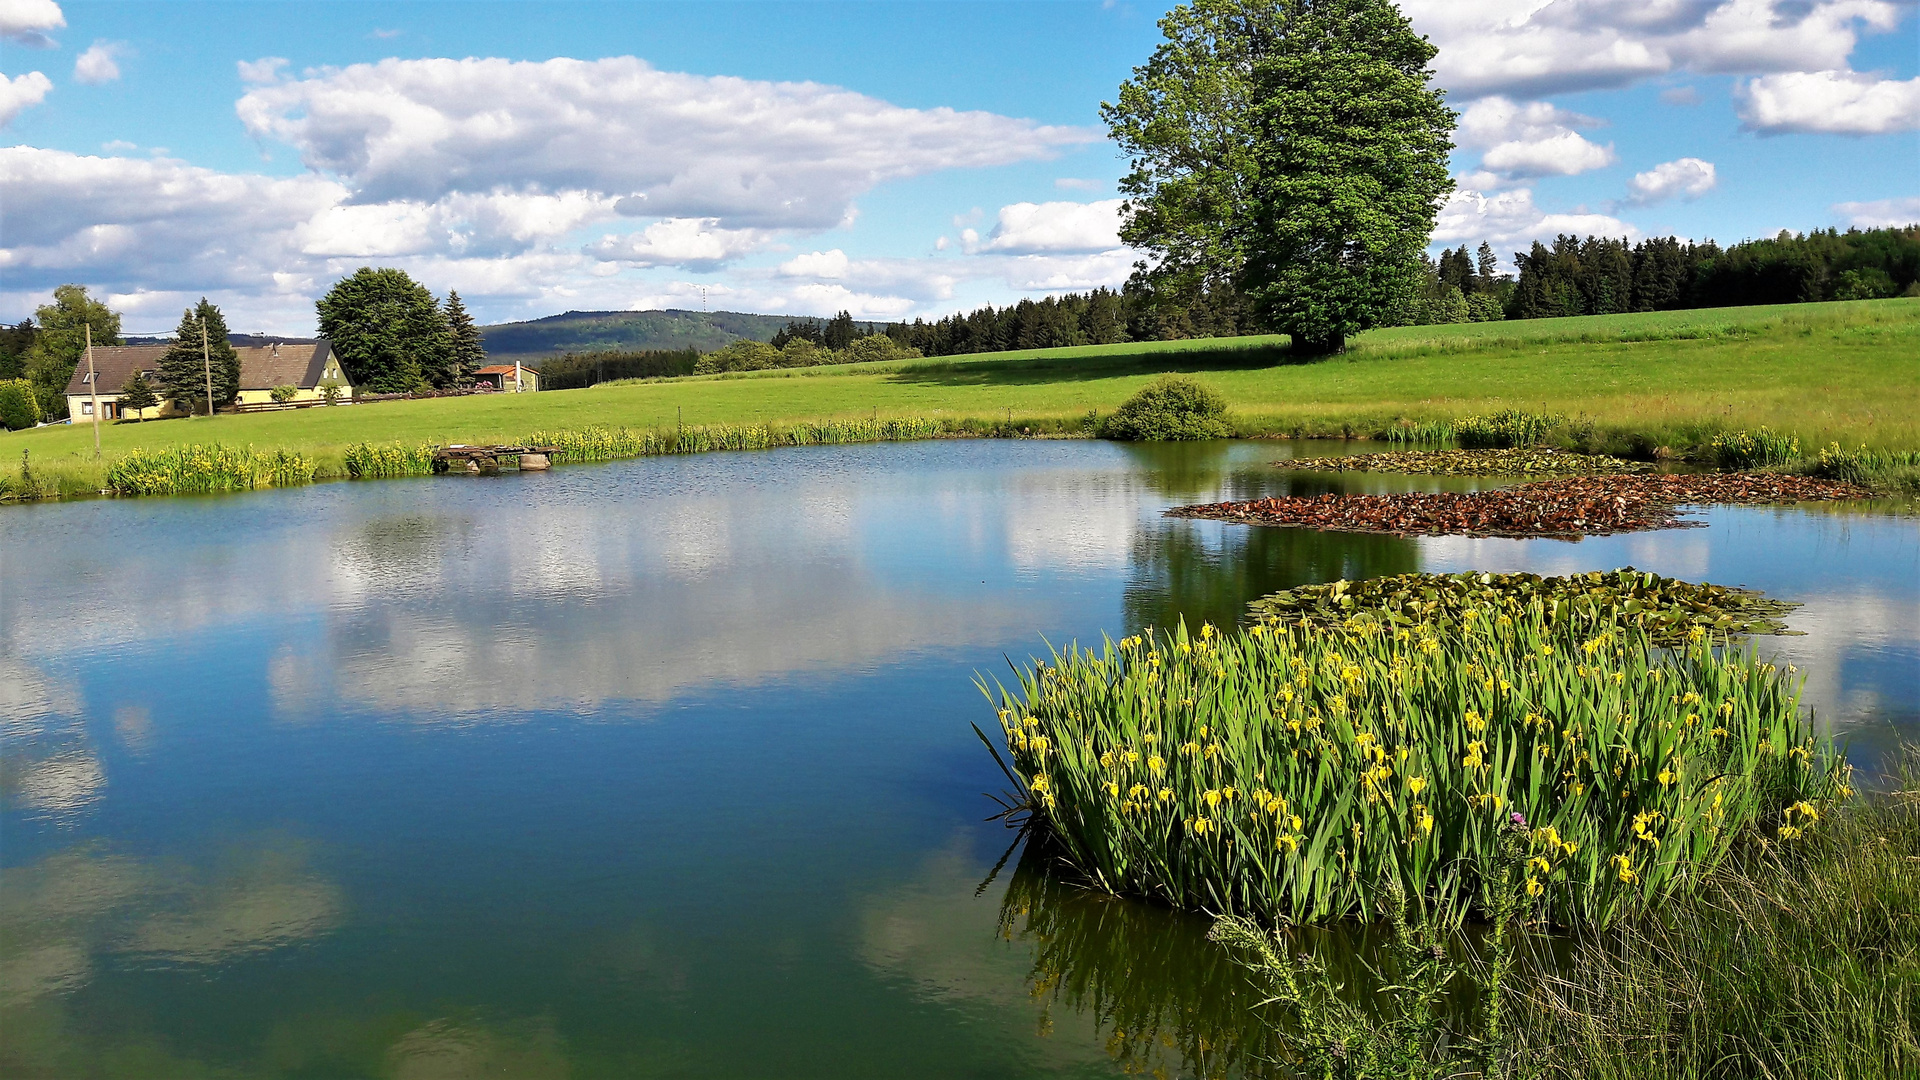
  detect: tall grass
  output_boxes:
[985,609,1848,930]
[529,417,945,462]
[1454,409,1561,450]
[342,441,436,478]
[1383,419,1456,447]
[103,444,316,495]
[1712,427,1802,468]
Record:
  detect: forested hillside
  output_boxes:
[479,308,877,358]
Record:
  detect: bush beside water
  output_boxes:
[987,608,1847,929]
[343,442,436,478]
[1099,376,1231,441]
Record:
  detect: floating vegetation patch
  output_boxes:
[1279,447,1650,477]
[984,610,1849,930]
[1170,472,1872,539]
[1246,569,1798,646]
[104,444,316,496]
[342,442,436,479]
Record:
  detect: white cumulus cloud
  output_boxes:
[1626,157,1718,204]
[583,217,776,270]
[0,0,64,47]
[777,249,851,279]
[1459,97,1616,179]
[235,56,1099,229]
[1403,0,1905,97]
[1738,70,1920,134]
[1434,187,1641,250]
[1832,196,1920,228]
[0,69,51,126]
[982,199,1124,254]
[73,40,122,84]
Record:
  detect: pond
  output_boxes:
[3,439,1915,1078]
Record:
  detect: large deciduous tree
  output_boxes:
[159,299,241,413]
[315,268,453,394]
[1103,0,1283,304]
[22,284,120,420]
[1240,0,1454,354]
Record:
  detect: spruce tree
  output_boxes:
[158,299,240,414]
[118,370,159,418]
[1240,0,1456,354]
[1475,242,1498,290]
[443,291,486,388]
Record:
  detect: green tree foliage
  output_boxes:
[1104,0,1282,303]
[0,320,36,381]
[443,290,486,386]
[0,378,42,430]
[880,287,1205,357]
[1239,0,1456,354]
[540,348,700,389]
[315,267,453,393]
[159,299,241,413]
[1508,226,1920,319]
[1100,375,1232,440]
[693,339,781,374]
[117,370,160,418]
[822,310,859,350]
[22,284,121,420]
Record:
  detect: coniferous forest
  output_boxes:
[876,225,1919,358]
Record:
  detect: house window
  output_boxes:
[81,401,93,415]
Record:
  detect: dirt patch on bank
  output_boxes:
[1169,472,1873,539]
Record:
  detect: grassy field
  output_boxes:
[6,298,1917,497]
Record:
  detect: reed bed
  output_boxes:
[342,441,436,478]
[528,417,945,462]
[986,608,1849,930]
[103,444,316,496]
[1711,426,1801,469]
[1454,409,1561,450]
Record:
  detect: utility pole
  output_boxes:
[86,324,100,456]
[200,315,215,418]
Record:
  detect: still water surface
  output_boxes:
[3,439,1915,1077]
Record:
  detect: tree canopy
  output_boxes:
[159,299,241,413]
[1239,0,1455,354]
[315,268,454,393]
[443,290,486,387]
[22,284,120,419]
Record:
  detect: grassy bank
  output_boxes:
[5,298,1916,500]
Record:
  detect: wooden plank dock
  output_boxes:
[431,445,561,472]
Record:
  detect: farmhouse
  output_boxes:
[65,341,352,420]
[474,363,540,392]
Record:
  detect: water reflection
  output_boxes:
[0,838,341,1005]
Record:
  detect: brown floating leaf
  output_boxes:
[1276,447,1652,477]
[1170,472,1873,539]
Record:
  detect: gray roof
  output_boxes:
[63,340,342,395]
[64,345,168,396]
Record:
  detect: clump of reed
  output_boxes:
[1712,426,1801,468]
[528,417,944,462]
[1381,418,1457,447]
[104,444,316,496]
[342,442,436,479]
[984,608,1848,930]
[1454,409,1561,449]
[1805,441,1920,485]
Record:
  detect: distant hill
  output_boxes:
[478,309,828,359]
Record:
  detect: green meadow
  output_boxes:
[6,298,1917,498]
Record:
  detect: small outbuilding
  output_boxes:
[474,363,539,392]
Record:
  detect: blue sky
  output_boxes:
[3,0,1917,334]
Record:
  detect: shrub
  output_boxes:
[1713,427,1800,469]
[1099,376,1231,441]
[0,378,42,430]
[269,384,300,403]
[693,340,780,374]
[318,380,344,405]
[843,333,921,365]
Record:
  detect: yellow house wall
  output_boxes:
[66,394,181,422]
